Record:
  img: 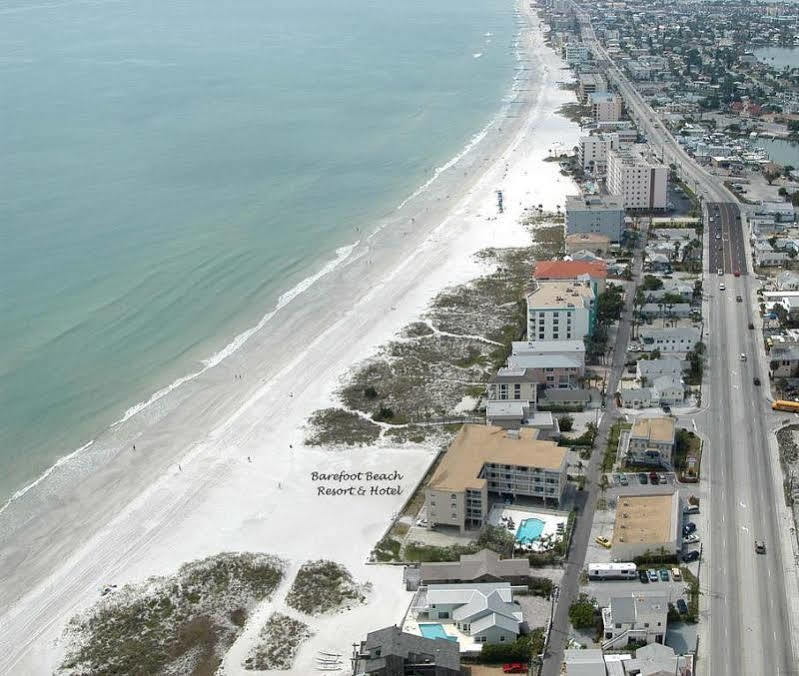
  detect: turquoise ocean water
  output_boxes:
[0,0,517,502]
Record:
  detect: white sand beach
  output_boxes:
[0,3,581,673]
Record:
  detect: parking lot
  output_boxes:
[581,575,689,608]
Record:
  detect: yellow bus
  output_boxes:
[772,400,799,413]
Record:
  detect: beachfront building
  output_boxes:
[565,232,611,255]
[419,549,532,586]
[578,133,619,174]
[589,91,622,121]
[352,625,463,676]
[510,338,586,364]
[578,73,607,102]
[622,416,676,467]
[533,260,607,296]
[486,367,538,403]
[425,425,566,533]
[525,281,595,342]
[607,145,668,211]
[565,43,591,65]
[413,583,523,646]
[611,491,681,561]
[497,358,583,390]
[565,194,625,242]
[602,592,668,649]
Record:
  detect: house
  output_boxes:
[565,649,607,676]
[418,583,523,646]
[538,388,592,410]
[500,357,584,389]
[617,386,652,409]
[621,643,693,675]
[487,368,538,403]
[533,260,608,296]
[753,239,789,267]
[565,194,626,241]
[526,281,596,342]
[638,326,700,353]
[776,271,799,292]
[611,492,681,561]
[566,232,612,255]
[769,344,799,378]
[425,425,567,533]
[643,253,671,273]
[622,417,676,467]
[419,549,531,586]
[636,357,683,381]
[353,626,463,675]
[639,303,692,320]
[643,282,694,304]
[651,375,684,406]
[602,592,668,649]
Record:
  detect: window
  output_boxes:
[499,635,506,642]
[644,623,649,628]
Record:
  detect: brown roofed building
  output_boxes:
[611,492,681,561]
[419,549,532,586]
[425,424,567,533]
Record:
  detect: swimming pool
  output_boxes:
[516,517,546,543]
[419,623,457,641]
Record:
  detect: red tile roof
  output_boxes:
[533,260,607,279]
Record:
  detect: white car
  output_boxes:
[740,353,747,362]
[719,283,725,291]
[683,533,700,544]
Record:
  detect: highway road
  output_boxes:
[555,3,799,673]
[698,203,795,675]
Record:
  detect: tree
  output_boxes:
[569,593,597,629]
[764,167,781,185]
[642,275,664,290]
[559,415,574,432]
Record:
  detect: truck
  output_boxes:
[588,562,637,580]
[773,400,799,413]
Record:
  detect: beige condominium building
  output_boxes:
[525,281,596,342]
[611,491,681,561]
[425,425,567,533]
[607,144,668,211]
[624,416,676,467]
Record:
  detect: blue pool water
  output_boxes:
[419,624,457,641]
[516,517,546,543]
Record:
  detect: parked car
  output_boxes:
[683,533,700,544]
[683,504,700,514]
[658,473,668,485]
[676,599,688,614]
[648,471,659,484]
[683,550,700,563]
[613,474,623,485]
[619,474,629,486]
[754,377,761,386]
[755,540,766,555]
[748,322,754,330]
[671,567,682,581]
[503,664,527,674]
[661,403,671,413]
[736,295,742,302]
[683,522,697,536]
[639,569,650,583]
[648,569,659,582]
[595,536,612,549]
[659,569,669,581]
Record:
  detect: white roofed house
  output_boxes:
[651,375,684,406]
[636,357,683,382]
[413,582,523,648]
[639,326,700,354]
[639,303,692,321]
[601,592,668,649]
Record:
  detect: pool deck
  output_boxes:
[402,615,482,653]
[487,504,568,553]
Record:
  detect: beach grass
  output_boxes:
[243,612,313,671]
[285,560,370,615]
[305,408,381,446]
[59,552,285,676]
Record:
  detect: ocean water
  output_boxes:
[0,0,517,501]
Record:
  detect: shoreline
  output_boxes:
[0,3,582,673]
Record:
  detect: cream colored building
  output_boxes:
[625,417,676,466]
[611,492,681,561]
[566,232,611,255]
[588,91,622,122]
[425,425,567,533]
[607,145,668,210]
[526,281,595,342]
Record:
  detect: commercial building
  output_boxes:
[352,625,463,676]
[623,416,676,467]
[526,281,595,342]
[425,425,567,533]
[607,145,668,210]
[610,492,681,561]
[565,194,626,242]
[601,592,668,649]
[589,91,622,121]
[533,260,607,295]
